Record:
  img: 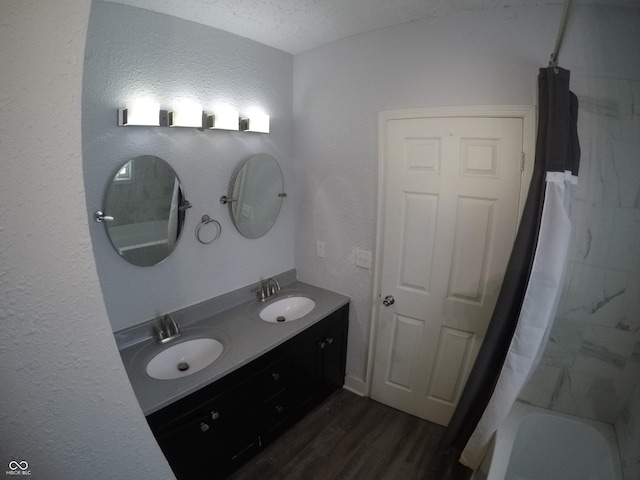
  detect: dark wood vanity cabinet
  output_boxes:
[146,303,349,480]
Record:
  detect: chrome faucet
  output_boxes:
[155,314,182,344]
[256,277,281,302]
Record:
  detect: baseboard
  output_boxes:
[343,375,367,397]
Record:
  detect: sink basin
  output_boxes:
[259,296,316,323]
[146,338,224,380]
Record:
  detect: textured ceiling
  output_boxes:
[102,0,636,54]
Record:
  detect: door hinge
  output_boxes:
[520,152,525,172]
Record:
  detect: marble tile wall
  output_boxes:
[519,75,640,425]
[616,374,640,480]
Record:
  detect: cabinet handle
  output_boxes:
[200,422,210,433]
[326,337,334,345]
[275,405,284,415]
[272,372,280,382]
[318,341,326,350]
[211,411,220,421]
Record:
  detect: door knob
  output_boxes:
[383,295,395,306]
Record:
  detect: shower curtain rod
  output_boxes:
[549,0,572,68]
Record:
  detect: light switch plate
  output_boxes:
[316,240,325,258]
[354,248,372,269]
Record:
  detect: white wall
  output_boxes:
[293,4,640,395]
[0,1,174,478]
[83,1,294,332]
[293,5,556,385]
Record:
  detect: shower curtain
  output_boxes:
[440,66,580,469]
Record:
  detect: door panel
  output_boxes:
[387,314,424,390]
[448,196,495,303]
[399,193,438,293]
[372,116,523,426]
[427,327,475,403]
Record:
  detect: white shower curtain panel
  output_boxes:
[460,170,577,469]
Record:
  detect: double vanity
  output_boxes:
[117,272,350,479]
[98,153,349,478]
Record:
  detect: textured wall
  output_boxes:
[293,6,557,385]
[83,1,294,332]
[293,4,640,400]
[0,1,175,478]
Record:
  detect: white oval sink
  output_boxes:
[146,338,224,380]
[259,296,316,322]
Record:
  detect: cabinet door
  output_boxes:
[320,321,348,393]
[291,336,323,412]
[156,412,219,479]
[208,383,260,471]
[154,383,259,480]
[290,306,349,414]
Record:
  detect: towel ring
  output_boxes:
[195,215,222,245]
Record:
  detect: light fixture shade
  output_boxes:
[240,113,270,133]
[169,104,203,128]
[118,100,160,126]
[207,109,239,131]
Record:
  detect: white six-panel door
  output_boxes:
[371,115,524,426]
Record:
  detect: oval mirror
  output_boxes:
[103,155,188,266]
[226,154,284,239]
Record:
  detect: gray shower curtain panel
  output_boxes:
[440,66,580,460]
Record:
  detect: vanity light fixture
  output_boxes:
[206,108,239,131]
[116,101,269,134]
[118,100,160,126]
[240,113,270,134]
[169,103,203,128]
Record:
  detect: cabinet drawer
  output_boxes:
[259,388,294,441]
[253,357,292,401]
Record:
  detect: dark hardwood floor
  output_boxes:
[228,389,473,480]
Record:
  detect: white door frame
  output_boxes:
[364,105,536,397]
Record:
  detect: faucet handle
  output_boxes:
[256,283,267,301]
[155,324,167,343]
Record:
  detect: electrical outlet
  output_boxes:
[354,248,372,269]
[316,240,325,258]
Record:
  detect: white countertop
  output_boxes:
[119,281,350,415]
